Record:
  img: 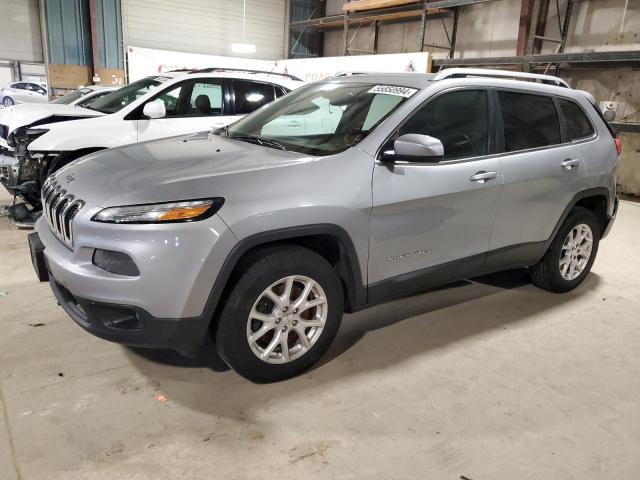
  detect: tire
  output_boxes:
[2,96,14,107]
[530,206,600,293]
[215,246,344,383]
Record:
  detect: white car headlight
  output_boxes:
[92,198,224,224]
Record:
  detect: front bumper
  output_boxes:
[49,275,209,354]
[32,209,238,354]
[602,195,619,239]
[30,230,212,354]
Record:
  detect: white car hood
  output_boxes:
[0,104,103,149]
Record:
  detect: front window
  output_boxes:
[224,82,416,156]
[147,79,224,117]
[52,88,92,105]
[86,76,171,114]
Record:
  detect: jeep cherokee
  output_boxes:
[29,69,619,382]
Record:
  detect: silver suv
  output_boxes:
[29,69,619,382]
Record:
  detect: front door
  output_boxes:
[136,78,234,142]
[369,89,502,290]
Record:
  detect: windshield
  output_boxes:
[51,88,91,105]
[224,82,417,156]
[85,76,171,114]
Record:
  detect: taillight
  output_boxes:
[614,138,622,156]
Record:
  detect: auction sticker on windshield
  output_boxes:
[368,85,418,98]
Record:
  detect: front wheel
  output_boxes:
[530,206,600,293]
[215,246,344,383]
[2,96,14,107]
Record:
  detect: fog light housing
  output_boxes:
[93,249,140,276]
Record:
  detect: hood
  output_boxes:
[53,131,315,208]
[0,104,103,148]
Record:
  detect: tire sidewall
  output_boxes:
[216,248,343,383]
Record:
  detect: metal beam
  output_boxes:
[434,50,640,66]
[611,123,640,134]
[88,0,101,81]
[290,0,494,29]
[449,6,459,58]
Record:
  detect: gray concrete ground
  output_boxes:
[1,189,639,480]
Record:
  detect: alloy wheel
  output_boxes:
[559,223,593,281]
[246,275,328,364]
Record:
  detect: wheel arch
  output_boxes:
[546,187,612,251]
[204,224,367,333]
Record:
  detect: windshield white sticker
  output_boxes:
[368,85,418,98]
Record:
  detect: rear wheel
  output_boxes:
[530,207,600,293]
[215,246,344,383]
[2,96,14,107]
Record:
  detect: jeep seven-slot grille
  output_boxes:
[41,178,84,247]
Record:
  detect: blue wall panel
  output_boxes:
[46,0,92,65]
[96,0,124,69]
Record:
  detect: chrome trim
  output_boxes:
[41,177,84,248]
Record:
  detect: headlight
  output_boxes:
[91,198,224,224]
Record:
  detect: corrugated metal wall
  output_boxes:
[45,0,92,65]
[96,0,125,69]
[0,0,43,62]
[122,0,286,60]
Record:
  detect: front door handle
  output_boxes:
[469,171,497,183]
[561,158,581,170]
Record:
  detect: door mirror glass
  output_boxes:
[386,133,444,162]
[142,99,167,119]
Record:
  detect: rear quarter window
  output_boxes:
[558,98,595,140]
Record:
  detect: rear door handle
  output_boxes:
[287,120,302,127]
[561,158,581,170]
[469,171,497,183]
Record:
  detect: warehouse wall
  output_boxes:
[122,0,287,60]
[0,0,43,62]
[323,0,639,58]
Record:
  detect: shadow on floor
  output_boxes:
[125,269,601,419]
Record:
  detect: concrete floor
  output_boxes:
[1,190,639,480]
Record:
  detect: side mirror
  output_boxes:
[142,99,166,119]
[384,133,444,162]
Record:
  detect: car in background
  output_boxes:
[3,68,303,224]
[50,85,118,107]
[1,82,48,107]
[0,87,118,204]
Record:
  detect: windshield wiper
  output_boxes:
[229,134,287,150]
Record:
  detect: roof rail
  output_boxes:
[191,67,303,82]
[434,68,570,88]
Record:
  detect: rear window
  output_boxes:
[498,91,561,152]
[558,98,595,140]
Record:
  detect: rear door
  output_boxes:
[136,78,228,142]
[488,89,591,256]
[369,88,503,287]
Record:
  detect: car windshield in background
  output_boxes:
[51,88,91,105]
[224,82,417,156]
[85,77,170,114]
